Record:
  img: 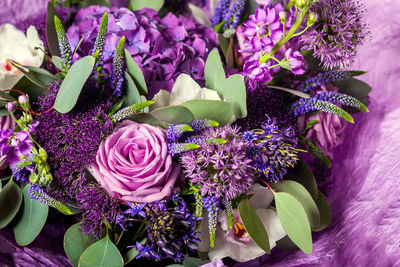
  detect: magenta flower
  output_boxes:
[284,48,305,75]
[89,120,181,203]
[242,8,282,41]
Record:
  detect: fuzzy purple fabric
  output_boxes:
[1,0,400,266]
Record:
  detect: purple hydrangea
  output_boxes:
[300,0,369,69]
[180,125,255,201]
[66,6,218,98]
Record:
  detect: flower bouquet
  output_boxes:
[0,0,371,266]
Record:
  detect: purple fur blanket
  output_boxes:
[1,0,400,266]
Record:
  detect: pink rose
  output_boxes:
[297,84,346,158]
[89,120,180,203]
[0,115,16,170]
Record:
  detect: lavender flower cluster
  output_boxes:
[66,6,218,97]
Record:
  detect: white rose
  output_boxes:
[198,184,286,262]
[150,73,221,111]
[0,24,44,90]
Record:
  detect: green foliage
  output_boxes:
[46,2,61,56]
[123,71,141,106]
[0,91,16,101]
[0,180,23,228]
[10,60,57,89]
[64,223,96,267]
[312,191,332,232]
[151,106,194,124]
[204,49,225,98]
[181,100,233,125]
[124,49,148,95]
[274,192,312,254]
[128,113,168,129]
[271,181,320,227]
[238,198,271,254]
[182,257,210,267]
[289,160,318,200]
[221,74,247,118]
[299,136,332,168]
[130,0,164,11]
[78,234,123,267]
[335,78,372,114]
[54,56,95,113]
[268,85,311,98]
[13,185,49,246]
[122,238,146,264]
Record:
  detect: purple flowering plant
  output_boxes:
[0,0,372,265]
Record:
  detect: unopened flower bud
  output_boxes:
[295,0,306,9]
[279,11,288,23]
[6,101,16,112]
[18,94,28,104]
[307,12,318,25]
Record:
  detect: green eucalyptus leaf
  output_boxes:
[151,106,194,124]
[188,4,210,27]
[274,192,312,254]
[0,91,16,101]
[311,191,332,232]
[123,71,141,106]
[181,100,233,125]
[0,108,9,117]
[124,49,148,95]
[130,0,164,11]
[218,35,230,57]
[46,2,61,57]
[13,185,49,246]
[221,74,247,118]
[141,95,149,112]
[0,180,23,228]
[64,223,96,267]
[238,198,270,253]
[83,0,111,7]
[54,56,95,113]
[128,113,168,129]
[52,56,65,71]
[13,76,47,99]
[78,235,123,267]
[249,0,259,14]
[204,49,226,97]
[288,160,318,200]
[271,181,320,227]
[10,61,57,89]
[183,257,210,267]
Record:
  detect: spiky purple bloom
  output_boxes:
[300,71,366,93]
[300,0,369,69]
[132,195,200,262]
[54,16,73,69]
[166,124,194,143]
[66,6,218,98]
[202,195,219,247]
[181,125,255,201]
[223,0,245,30]
[34,81,116,235]
[110,36,125,97]
[244,116,299,182]
[10,162,34,183]
[211,0,231,28]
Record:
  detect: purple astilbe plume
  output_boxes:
[75,182,121,236]
[300,0,369,69]
[66,6,218,98]
[180,125,255,200]
[130,195,200,262]
[244,116,299,182]
[34,81,116,235]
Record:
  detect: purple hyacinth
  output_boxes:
[66,6,218,98]
[244,116,299,182]
[181,125,255,201]
[130,195,200,262]
[300,0,369,69]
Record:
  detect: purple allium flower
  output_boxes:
[132,195,200,262]
[66,6,218,98]
[181,125,255,201]
[244,116,299,182]
[284,48,305,75]
[300,0,369,69]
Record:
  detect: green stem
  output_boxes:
[259,5,311,64]
[10,112,25,130]
[292,25,311,37]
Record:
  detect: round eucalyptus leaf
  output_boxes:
[274,192,312,254]
[204,49,226,97]
[312,191,332,232]
[221,74,247,119]
[130,0,164,11]
[271,181,320,227]
[123,71,141,106]
[183,257,210,267]
[64,223,96,267]
[180,100,233,125]
[151,105,194,124]
[0,180,23,228]
[124,49,148,96]
[238,198,270,253]
[288,160,318,200]
[13,185,49,246]
[78,235,123,267]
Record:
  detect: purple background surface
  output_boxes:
[1,0,400,266]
